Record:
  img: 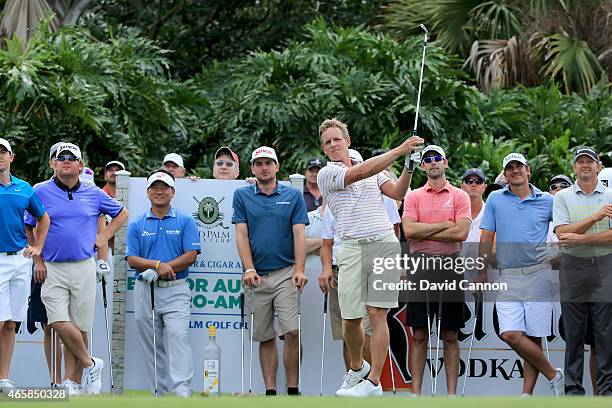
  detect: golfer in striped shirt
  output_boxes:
[317,118,423,397]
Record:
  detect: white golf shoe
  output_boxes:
[62,380,81,396]
[0,379,16,393]
[335,360,370,395]
[336,379,382,397]
[549,368,564,397]
[82,357,104,395]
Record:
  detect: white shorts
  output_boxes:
[496,266,554,337]
[0,251,33,322]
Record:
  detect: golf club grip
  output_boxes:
[101,278,108,308]
[240,292,245,319]
[323,293,328,313]
[150,282,155,309]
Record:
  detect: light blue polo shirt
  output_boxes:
[232,182,309,273]
[126,207,201,280]
[0,175,46,252]
[480,184,553,269]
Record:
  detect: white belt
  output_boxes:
[156,278,185,288]
[342,231,395,245]
[0,248,25,256]
[500,263,548,276]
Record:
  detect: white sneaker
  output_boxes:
[336,379,382,397]
[549,368,564,397]
[82,357,104,395]
[0,379,16,393]
[335,360,370,395]
[520,393,531,397]
[62,380,81,396]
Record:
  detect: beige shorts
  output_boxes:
[41,257,96,331]
[248,265,298,342]
[329,267,372,340]
[337,233,401,319]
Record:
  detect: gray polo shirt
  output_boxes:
[552,181,612,257]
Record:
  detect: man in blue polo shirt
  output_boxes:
[479,152,564,396]
[25,142,128,395]
[232,146,309,396]
[0,138,50,392]
[126,169,201,398]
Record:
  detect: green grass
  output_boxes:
[11,393,610,408]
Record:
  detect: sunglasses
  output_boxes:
[215,160,235,167]
[463,179,484,185]
[57,155,79,162]
[549,182,570,192]
[422,155,444,164]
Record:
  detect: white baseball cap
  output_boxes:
[598,167,612,188]
[0,138,12,153]
[55,143,82,160]
[147,171,175,188]
[49,142,64,159]
[163,153,184,168]
[250,146,278,163]
[105,160,126,171]
[348,149,364,163]
[421,145,446,160]
[502,152,528,169]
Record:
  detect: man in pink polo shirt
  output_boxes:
[402,145,471,396]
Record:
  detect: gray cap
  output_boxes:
[462,168,486,181]
[549,174,572,185]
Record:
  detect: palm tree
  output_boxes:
[381,0,612,95]
[0,0,93,44]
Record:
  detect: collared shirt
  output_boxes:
[306,208,324,276]
[232,181,309,273]
[321,206,341,265]
[126,207,201,280]
[25,179,123,262]
[102,184,115,198]
[403,180,472,255]
[0,175,46,252]
[465,203,485,243]
[552,181,612,258]
[303,184,322,212]
[317,162,393,239]
[480,184,553,269]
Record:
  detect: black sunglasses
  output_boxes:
[463,179,484,185]
[422,155,444,164]
[57,155,79,162]
[215,160,235,167]
[549,182,570,192]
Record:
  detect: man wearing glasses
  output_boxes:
[402,145,471,396]
[213,147,240,180]
[460,168,487,242]
[25,143,128,395]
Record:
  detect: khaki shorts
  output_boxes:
[337,233,401,319]
[329,267,372,340]
[41,257,96,331]
[248,265,298,342]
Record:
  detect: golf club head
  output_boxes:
[420,24,429,34]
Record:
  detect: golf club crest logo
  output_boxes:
[193,196,229,229]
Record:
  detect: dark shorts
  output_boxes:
[405,300,466,331]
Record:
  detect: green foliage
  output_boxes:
[0,24,206,182]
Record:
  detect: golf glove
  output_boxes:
[96,259,110,283]
[140,268,159,283]
[404,150,422,172]
[535,244,561,263]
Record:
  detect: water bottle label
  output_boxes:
[203,359,219,395]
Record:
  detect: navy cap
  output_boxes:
[462,168,486,182]
[574,147,599,163]
[306,157,325,170]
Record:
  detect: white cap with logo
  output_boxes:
[502,153,528,169]
[0,138,12,153]
[49,142,64,159]
[55,143,82,160]
[421,145,446,159]
[250,146,278,163]
[163,153,184,168]
[348,149,364,163]
[147,171,175,188]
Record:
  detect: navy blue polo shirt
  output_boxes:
[232,182,309,273]
[126,207,201,280]
[0,175,46,252]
